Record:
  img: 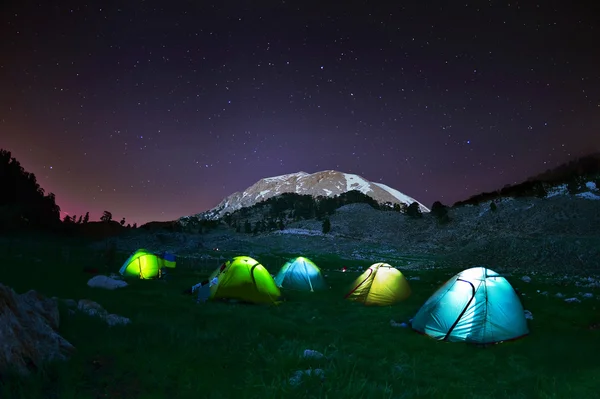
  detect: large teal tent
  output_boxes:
[412,267,529,344]
[274,256,327,292]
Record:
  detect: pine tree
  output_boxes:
[100,211,113,222]
[322,217,331,234]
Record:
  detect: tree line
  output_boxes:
[0,148,135,234]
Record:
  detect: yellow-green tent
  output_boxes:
[208,256,281,304]
[345,263,411,306]
[119,249,175,279]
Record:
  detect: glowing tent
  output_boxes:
[119,249,173,279]
[208,256,281,304]
[274,256,327,292]
[411,267,529,344]
[345,263,411,306]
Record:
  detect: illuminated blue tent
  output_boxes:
[412,267,529,344]
[274,257,327,292]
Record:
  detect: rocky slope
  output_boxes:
[98,184,600,276]
[191,170,429,220]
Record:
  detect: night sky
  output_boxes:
[2,2,598,225]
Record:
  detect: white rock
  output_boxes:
[87,275,128,290]
[521,276,531,283]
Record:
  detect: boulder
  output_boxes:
[0,283,75,375]
[87,275,128,290]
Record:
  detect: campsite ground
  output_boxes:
[1,235,600,399]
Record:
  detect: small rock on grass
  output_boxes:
[289,368,325,387]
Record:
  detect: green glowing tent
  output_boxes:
[119,249,175,279]
[274,256,327,292]
[208,256,281,304]
[412,267,529,344]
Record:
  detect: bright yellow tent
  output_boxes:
[208,256,281,304]
[345,263,411,306]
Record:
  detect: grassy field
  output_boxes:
[1,236,600,399]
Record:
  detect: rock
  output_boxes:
[302,349,325,359]
[289,368,325,386]
[104,313,131,326]
[76,299,131,326]
[63,298,77,308]
[521,276,531,283]
[390,319,408,328]
[87,275,128,290]
[77,299,106,317]
[0,283,75,375]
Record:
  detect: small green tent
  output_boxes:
[274,256,327,292]
[412,267,529,344]
[208,256,281,304]
[119,249,175,279]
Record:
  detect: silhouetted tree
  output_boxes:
[430,201,450,224]
[322,217,331,234]
[120,217,126,226]
[393,203,406,213]
[100,211,113,222]
[405,202,422,218]
[63,215,72,223]
[0,149,61,232]
[132,222,137,229]
[76,215,83,224]
[83,212,89,223]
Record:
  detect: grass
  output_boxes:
[1,236,600,398]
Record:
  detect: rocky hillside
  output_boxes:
[97,183,600,276]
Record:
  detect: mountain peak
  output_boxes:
[194,170,429,220]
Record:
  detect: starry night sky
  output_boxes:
[2,1,598,225]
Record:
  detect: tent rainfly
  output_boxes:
[208,256,281,304]
[345,263,411,306]
[411,267,529,344]
[274,256,327,292]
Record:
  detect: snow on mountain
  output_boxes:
[189,170,429,221]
